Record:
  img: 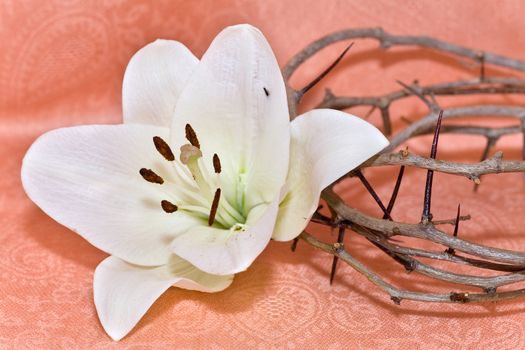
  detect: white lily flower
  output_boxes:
[21,24,388,340]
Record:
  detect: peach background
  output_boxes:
[2,0,525,349]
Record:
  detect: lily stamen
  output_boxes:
[178,143,243,226]
[139,168,164,184]
[185,124,200,149]
[208,188,221,226]
[153,136,175,161]
[161,200,178,213]
[212,153,221,173]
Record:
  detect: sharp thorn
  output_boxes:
[453,204,461,237]
[298,42,354,101]
[445,203,461,255]
[291,237,299,252]
[364,105,377,120]
[329,256,338,285]
[479,52,486,81]
[397,79,438,111]
[430,111,443,159]
[355,169,392,220]
[421,110,444,223]
[385,166,405,219]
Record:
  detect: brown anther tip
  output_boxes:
[161,200,178,213]
[473,177,481,185]
[139,168,164,184]
[185,124,200,149]
[263,87,270,96]
[208,188,221,226]
[153,136,175,161]
[212,153,221,173]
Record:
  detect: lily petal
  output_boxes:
[170,195,280,275]
[170,24,290,212]
[123,39,198,127]
[21,124,200,266]
[94,255,233,341]
[272,109,389,241]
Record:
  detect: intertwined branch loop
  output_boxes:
[284,27,525,304]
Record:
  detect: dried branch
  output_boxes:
[284,27,525,305]
[283,28,525,80]
[322,189,525,266]
[350,226,525,290]
[368,151,525,182]
[354,227,524,273]
[387,106,525,151]
[300,232,525,304]
[428,124,519,139]
[318,78,525,111]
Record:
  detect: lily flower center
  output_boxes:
[139,124,246,230]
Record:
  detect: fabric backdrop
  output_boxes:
[2,0,525,349]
